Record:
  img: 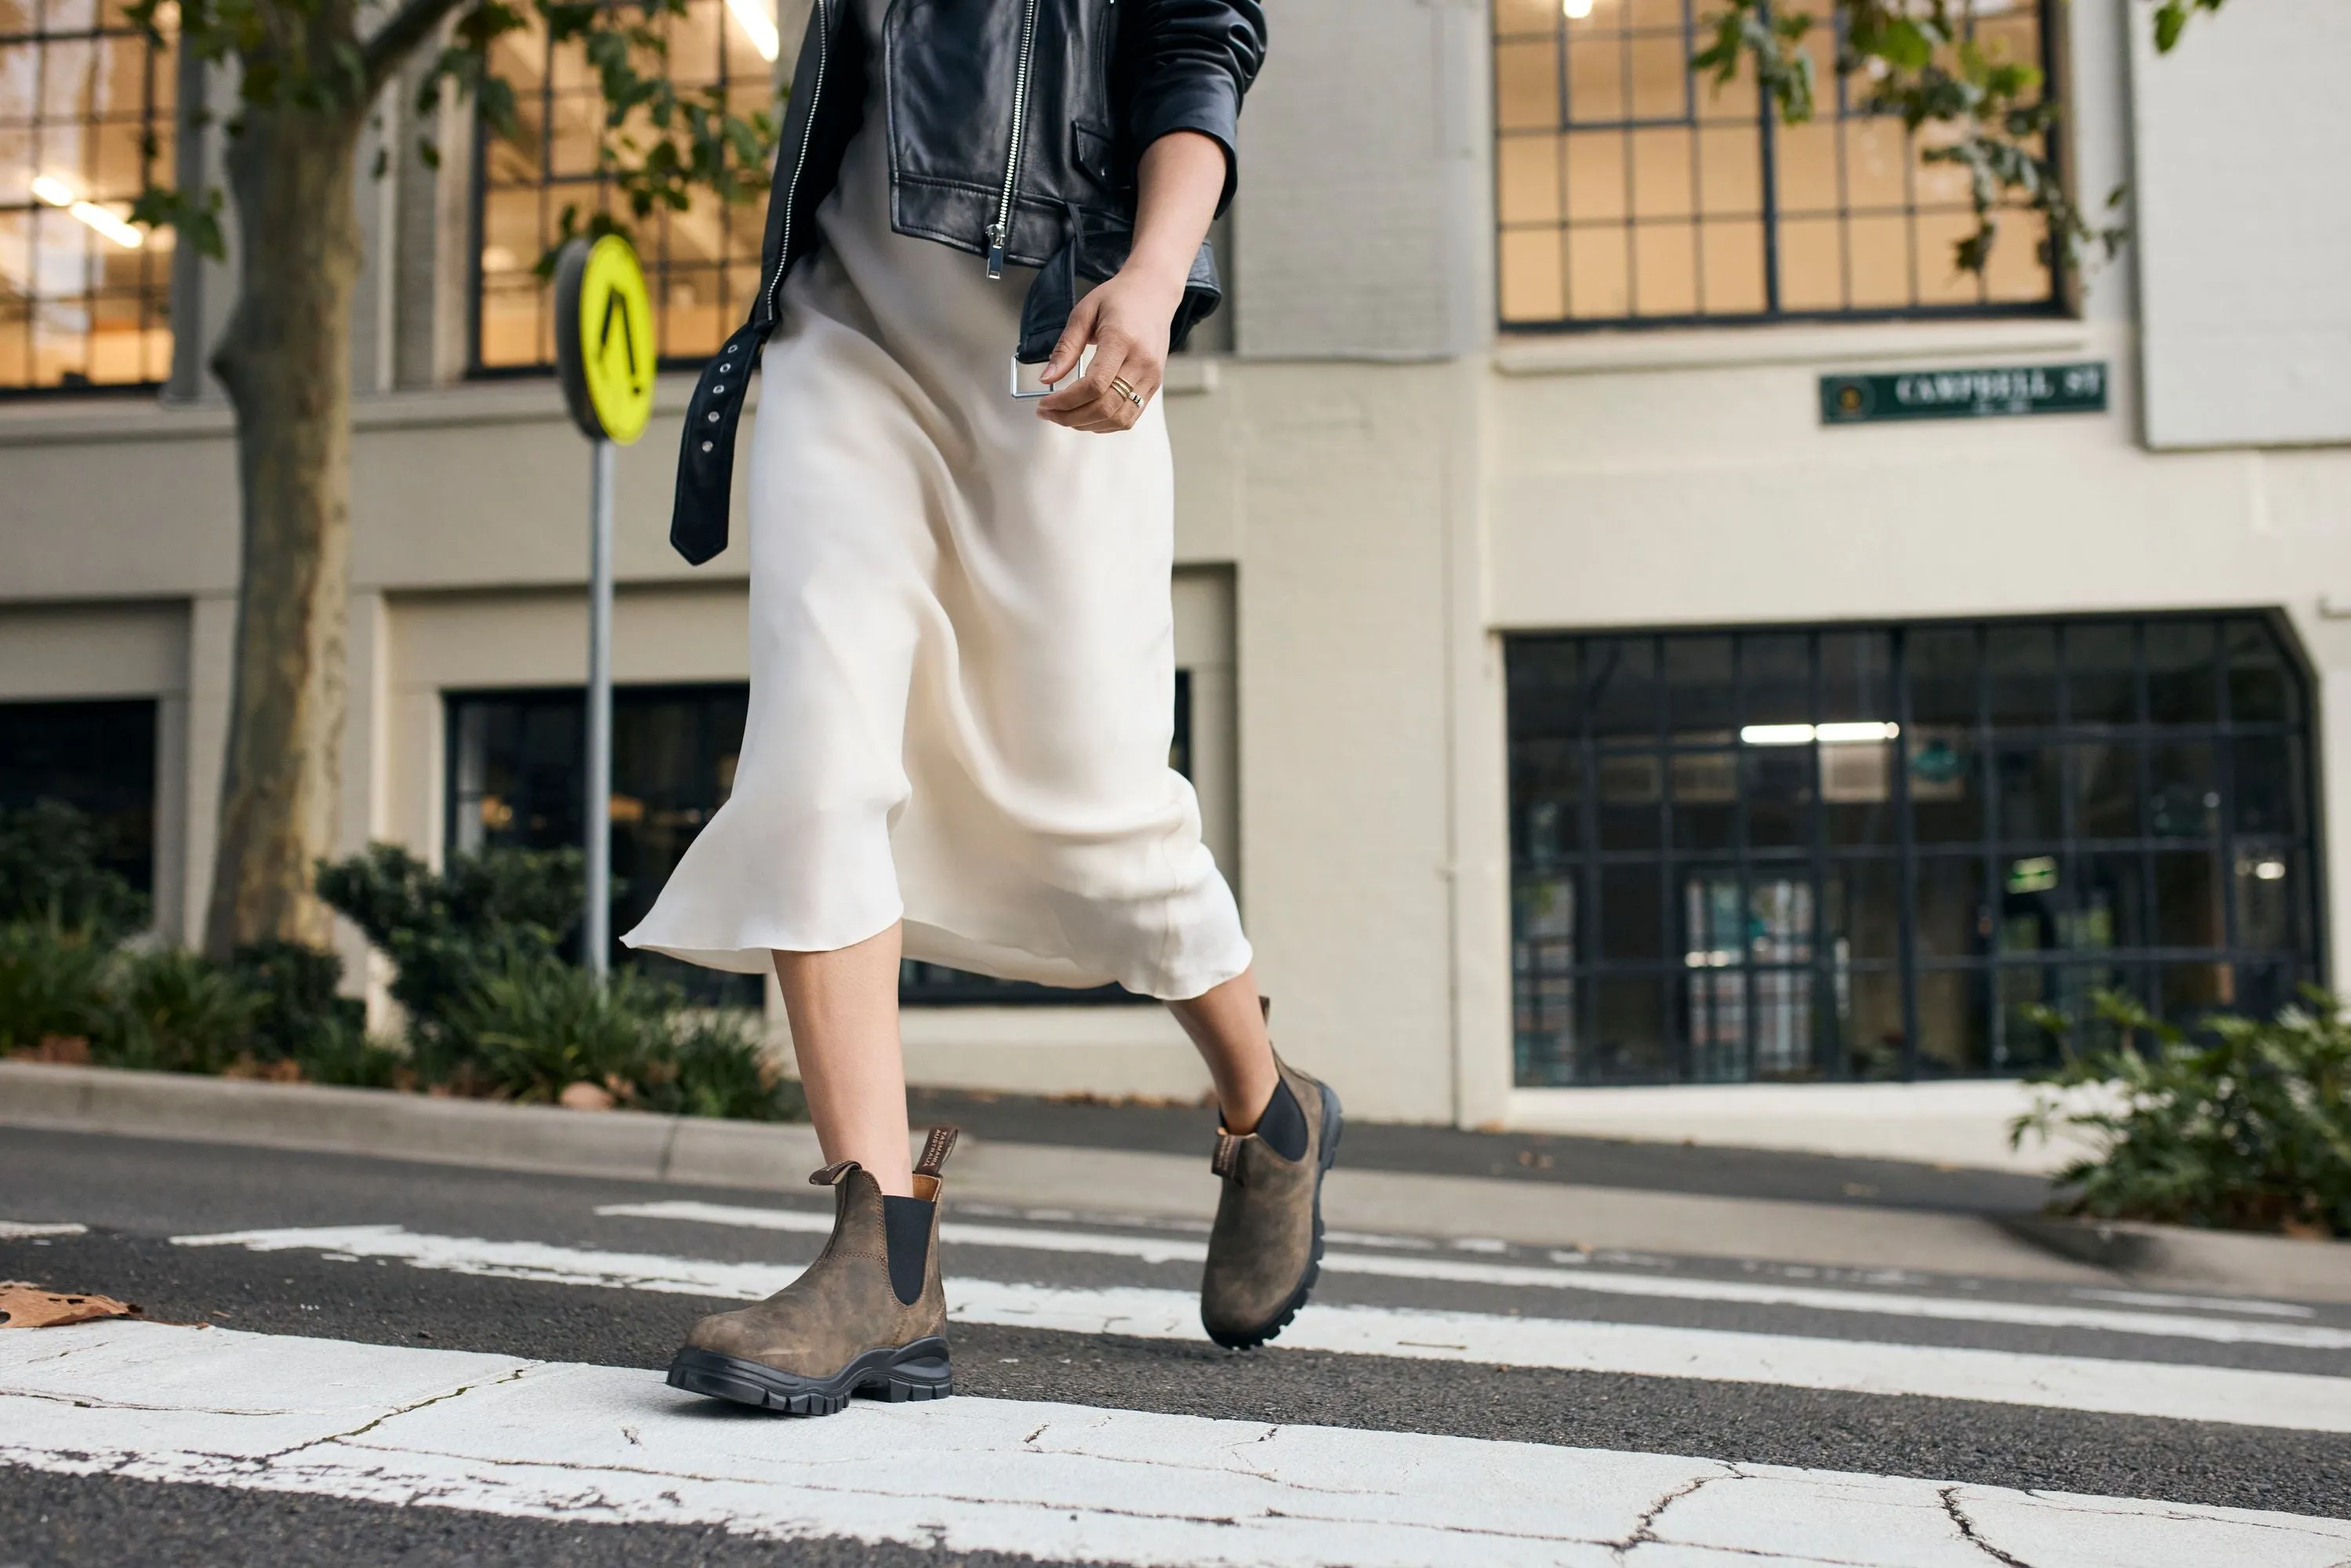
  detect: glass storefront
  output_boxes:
[1507,615,2321,1085]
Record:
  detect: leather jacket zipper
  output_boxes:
[764,0,830,319]
[984,0,1044,278]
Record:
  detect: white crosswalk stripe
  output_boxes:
[598,1198,2351,1349]
[170,1221,2351,1432]
[8,1319,2351,1568]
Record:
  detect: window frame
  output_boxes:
[1505,612,2327,1087]
[0,2,176,397]
[463,0,775,378]
[1489,0,2072,333]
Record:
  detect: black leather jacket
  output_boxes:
[669,0,1268,564]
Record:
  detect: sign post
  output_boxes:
[553,234,655,979]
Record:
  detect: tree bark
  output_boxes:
[201,96,368,961]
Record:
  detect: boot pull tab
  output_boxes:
[809,1160,860,1186]
[1210,1131,1248,1185]
[915,1126,960,1179]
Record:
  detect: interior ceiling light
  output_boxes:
[31,174,144,249]
[1562,0,1595,16]
[725,0,779,62]
[1739,721,1900,746]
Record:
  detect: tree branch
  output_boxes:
[361,0,470,97]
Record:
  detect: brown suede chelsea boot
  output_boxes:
[667,1127,959,1415]
[1200,1053,1343,1349]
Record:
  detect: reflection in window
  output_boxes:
[1508,615,2320,1087]
[446,684,758,1006]
[1,0,175,389]
[1492,0,2058,327]
[0,697,155,896]
[473,0,775,369]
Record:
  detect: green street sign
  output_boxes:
[1820,361,2107,425]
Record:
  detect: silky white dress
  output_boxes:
[623,1,1251,1000]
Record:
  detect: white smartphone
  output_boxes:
[1009,344,1092,398]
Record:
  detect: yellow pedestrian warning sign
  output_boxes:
[555,234,655,445]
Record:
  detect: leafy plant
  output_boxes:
[2011,989,2351,1239]
[104,948,262,1076]
[0,800,149,941]
[1698,0,2227,281]
[0,920,117,1053]
[449,948,799,1119]
[315,842,583,1076]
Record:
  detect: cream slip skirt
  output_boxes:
[623,68,1251,1002]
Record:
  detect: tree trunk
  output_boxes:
[201,99,368,961]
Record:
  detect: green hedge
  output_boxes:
[0,804,800,1122]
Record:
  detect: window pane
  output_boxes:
[2153,849,2224,949]
[1917,967,1993,1076]
[1915,855,1986,960]
[1632,220,1696,316]
[2072,742,2141,840]
[1598,760,1658,852]
[2227,618,2300,723]
[1601,862,1665,960]
[2,18,169,388]
[2147,742,2217,840]
[1994,746,2061,842]
[2146,620,2217,724]
[1986,625,2059,728]
[2066,622,2138,725]
[2232,735,2306,837]
[2233,849,2302,954]
[1908,729,1980,842]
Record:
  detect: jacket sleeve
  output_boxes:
[1123,0,1267,216]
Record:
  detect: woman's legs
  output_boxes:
[1166,967,1280,1131]
[774,923,916,1198]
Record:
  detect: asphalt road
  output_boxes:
[2,1127,2345,1566]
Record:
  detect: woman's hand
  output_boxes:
[1034,129,1228,434]
[1035,263,1185,433]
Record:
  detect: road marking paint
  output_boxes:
[597,1199,2351,1352]
[169,1225,2351,1431]
[7,1320,2350,1568]
[2070,1288,2317,1319]
[0,1221,88,1239]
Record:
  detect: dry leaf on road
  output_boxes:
[0,1283,142,1328]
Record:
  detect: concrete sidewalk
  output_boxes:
[6,1059,2347,1302]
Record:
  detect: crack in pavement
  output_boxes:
[1607,1463,1740,1562]
[1942,1486,2038,1568]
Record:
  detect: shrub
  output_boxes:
[0,800,147,941]
[315,842,584,1078]
[451,951,800,1120]
[0,920,115,1053]
[103,946,260,1075]
[2011,989,2351,1239]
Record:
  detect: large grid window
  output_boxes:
[1508,615,2322,1086]
[473,0,775,370]
[1493,0,2059,327]
[1,0,174,390]
[448,684,761,1006]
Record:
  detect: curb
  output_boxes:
[1997,1214,2351,1306]
[0,1059,825,1191]
[9,1060,2349,1302]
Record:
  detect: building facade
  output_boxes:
[5,0,2347,1167]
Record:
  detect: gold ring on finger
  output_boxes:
[1109,376,1145,408]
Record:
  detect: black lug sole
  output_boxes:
[666,1338,952,1417]
[1207,1080,1344,1351]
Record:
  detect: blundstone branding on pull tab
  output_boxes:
[916,1127,959,1179]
